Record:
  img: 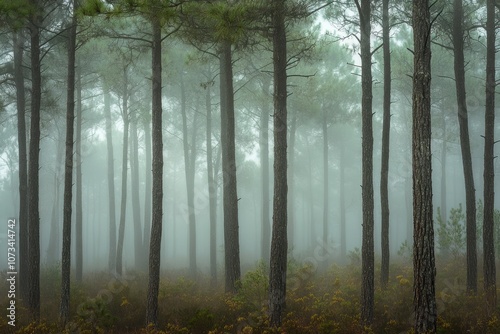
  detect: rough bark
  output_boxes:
[146,17,163,327]
[356,0,374,325]
[452,0,476,293]
[116,67,130,276]
[104,83,117,271]
[75,58,83,282]
[130,107,143,270]
[219,40,241,293]
[269,0,288,326]
[60,2,77,323]
[260,75,271,263]
[483,0,496,310]
[27,0,41,320]
[412,0,437,332]
[380,0,391,290]
[13,29,29,302]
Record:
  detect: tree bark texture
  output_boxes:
[60,3,77,324]
[483,0,496,309]
[146,17,163,327]
[357,0,374,325]
[412,0,437,332]
[452,0,477,294]
[269,0,288,326]
[380,0,391,290]
[219,40,241,293]
[27,0,41,320]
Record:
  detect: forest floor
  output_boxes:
[1,254,500,334]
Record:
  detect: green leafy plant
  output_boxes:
[437,204,466,258]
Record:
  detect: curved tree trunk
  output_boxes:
[453,0,476,294]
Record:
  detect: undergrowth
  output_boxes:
[1,257,499,333]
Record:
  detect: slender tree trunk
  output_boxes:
[260,76,271,262]
[181,74,197,279]
[60,3,77,323]
[269,0,288,326]
[356,0,374,325]
[47,132,63,264]
[483,0,496,310]
[440,110,447,224]
[307,138,314,250]
[27,0,42,320]
[288,108,297,251]
[453,0,477,293]
[13,29,29,302]
[130,107,143,270]
[412,0,437,331]
[322,110,329,254]
[104,83,117,271]
[219,40,241,293]
[116,67,130,276]
[143,115,152,260]
[75,58,83,282]
[205,80,217,287]
[146,16,163,327]
[340,135,346,262]
[380,0,391,290]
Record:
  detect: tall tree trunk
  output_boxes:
[269,0,288,326]
[47,132,63,264]
[288,108,297,251]
[412,0,437,331]
[440,110,447,225]
[130,107,143,270]
[143,115,152,261]
[13,29,29,302]
[380,0,391,290]
[60,2,77,323]
[453,0,477,294]
[483,0,496,310]
[146,16,163,327]
[181,74,197,279]
[340,134,346,262]
[322,109,328,255]
[104,82,117,271]
[116,67,130,276]
[260,76,271,262]
[27,0,42,320]
[356,0,374,325]
[75,58,83,282]
[219,40,241,293]
[205,80,217,287]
